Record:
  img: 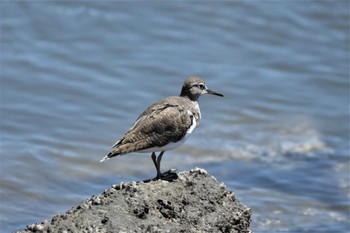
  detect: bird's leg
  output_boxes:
[151,151,177,181]
[151,152,160,179]
[156,151,164,177]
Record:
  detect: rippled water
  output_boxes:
[1,1,349,233]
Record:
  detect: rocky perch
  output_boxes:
[18,168,252,233]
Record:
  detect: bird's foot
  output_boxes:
[143,169,178,183]
[155,169,178,182]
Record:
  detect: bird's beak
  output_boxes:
[206,89,224,97]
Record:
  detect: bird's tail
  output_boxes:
[99,155,110,162]
[100,151,119,162]
[100,139,144,162]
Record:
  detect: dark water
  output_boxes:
[1,1,349,232]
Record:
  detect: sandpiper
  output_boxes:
[100,76,223,180]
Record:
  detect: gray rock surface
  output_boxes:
[17,168,252,233]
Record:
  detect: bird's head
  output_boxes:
[180,76,224,101]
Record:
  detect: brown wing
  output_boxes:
[107,102,192,157]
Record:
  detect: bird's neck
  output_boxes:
[180,92,199,102]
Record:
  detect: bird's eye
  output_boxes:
[198,84,205,90]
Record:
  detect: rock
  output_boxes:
[17,168,252,233]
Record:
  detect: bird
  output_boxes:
[100,76,223,180]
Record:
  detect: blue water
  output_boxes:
[1,1,349,232]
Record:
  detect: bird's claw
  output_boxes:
[155,169,178,182]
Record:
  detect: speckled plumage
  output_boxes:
[100,76,223,180]
[109,96,200,155]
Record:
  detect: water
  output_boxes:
[1,1,349,232]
